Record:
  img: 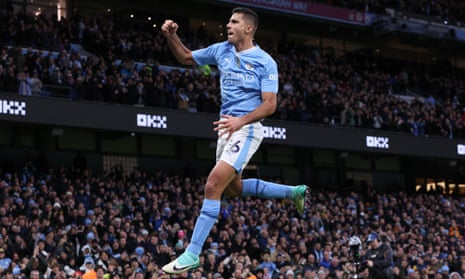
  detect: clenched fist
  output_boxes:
[161,19,178,36]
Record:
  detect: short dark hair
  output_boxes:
[232,7,259,31]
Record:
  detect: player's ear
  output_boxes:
[245,24,253,34]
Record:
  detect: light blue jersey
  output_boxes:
[192,41,278,117]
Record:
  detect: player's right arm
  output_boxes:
[161,19,195,65]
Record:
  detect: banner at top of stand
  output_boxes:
[217,0,374,25]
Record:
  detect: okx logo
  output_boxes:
[0,99,26,116]
[263,126,286,140]
[457,144,465,155]
[137,114,167,129]
[366,136,389,149]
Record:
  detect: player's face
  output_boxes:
[226,13,250,45]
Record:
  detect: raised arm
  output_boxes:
[161,19,196,65]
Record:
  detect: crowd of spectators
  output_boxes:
[315,0,465,25]
[1,5,465,279]
[1,3,465,138]
[0,158,463,279]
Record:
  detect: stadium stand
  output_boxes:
[0,159,464,279]
[1,1,465,279]
[1,1,465,138]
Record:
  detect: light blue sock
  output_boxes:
[242,178,293,199]
[186,199,220,256]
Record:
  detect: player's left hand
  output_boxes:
[214,115,244,139]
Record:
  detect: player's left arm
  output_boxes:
[214,92,276,138]
[234,53,278,126]
[237,91,277,125]
[214,56,278,137]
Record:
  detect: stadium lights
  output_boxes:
[34,7,41,17]
[57,4,61,20]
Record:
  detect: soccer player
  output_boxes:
[161,7,310,274]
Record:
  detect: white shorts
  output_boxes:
[216,121,264,173]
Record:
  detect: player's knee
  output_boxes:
[204,181,223,198]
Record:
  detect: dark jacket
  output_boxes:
[366,243,394,279]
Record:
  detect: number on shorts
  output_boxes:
[230,140,241,153]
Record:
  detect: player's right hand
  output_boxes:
[161,20,178,36]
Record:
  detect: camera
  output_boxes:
[346,236,367,279]
[349,236,362,263]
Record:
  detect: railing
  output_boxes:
[40,84,74,100]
